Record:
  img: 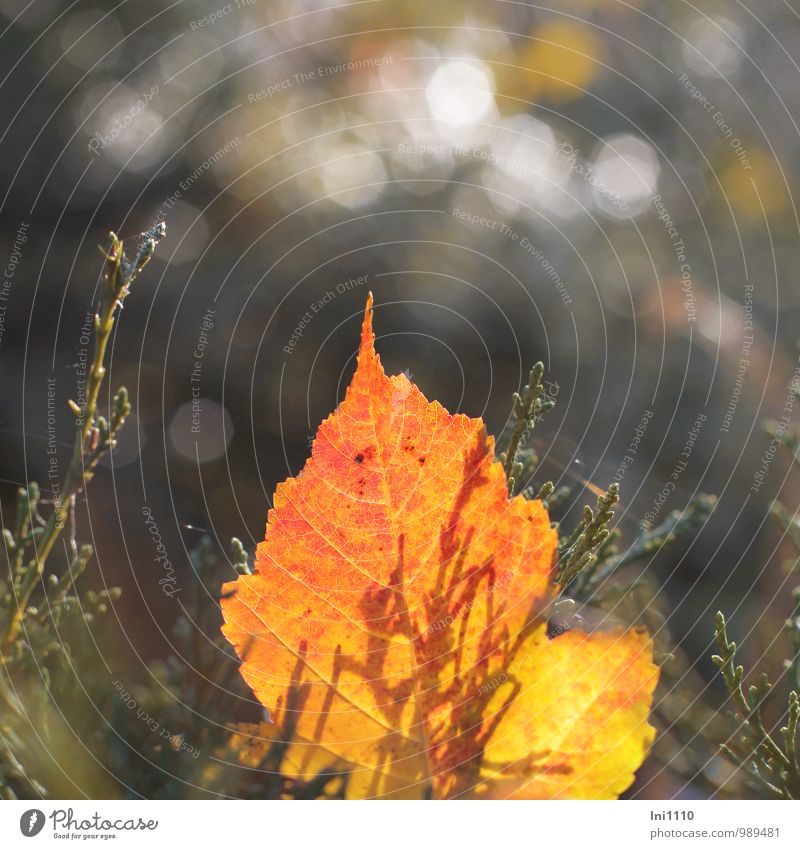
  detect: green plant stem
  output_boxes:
[500,362,554,494]
[1,226,163,652]
[712,611,799,797]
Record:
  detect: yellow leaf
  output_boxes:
[221,296,658,798]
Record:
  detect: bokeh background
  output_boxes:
[2,0,800,799]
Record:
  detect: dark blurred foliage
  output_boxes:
[2,0,800,798]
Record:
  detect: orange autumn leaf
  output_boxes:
[221,295,658,799]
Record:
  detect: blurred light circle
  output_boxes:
[108,108,167,170]
[682,16,744,78]
[169,399,233,463]
[58,10,124,71]
[390,125,455,189]
[320,142,388,209]
[81,83,174,172]
[426,59,495,127]
[157,31,225,94]
[591,134,660,219]
[522,20,606,101]
[481,114,568,215]
[491,115,559,181]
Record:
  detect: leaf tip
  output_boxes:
[358,292,378,368]
[361,290,375,346]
